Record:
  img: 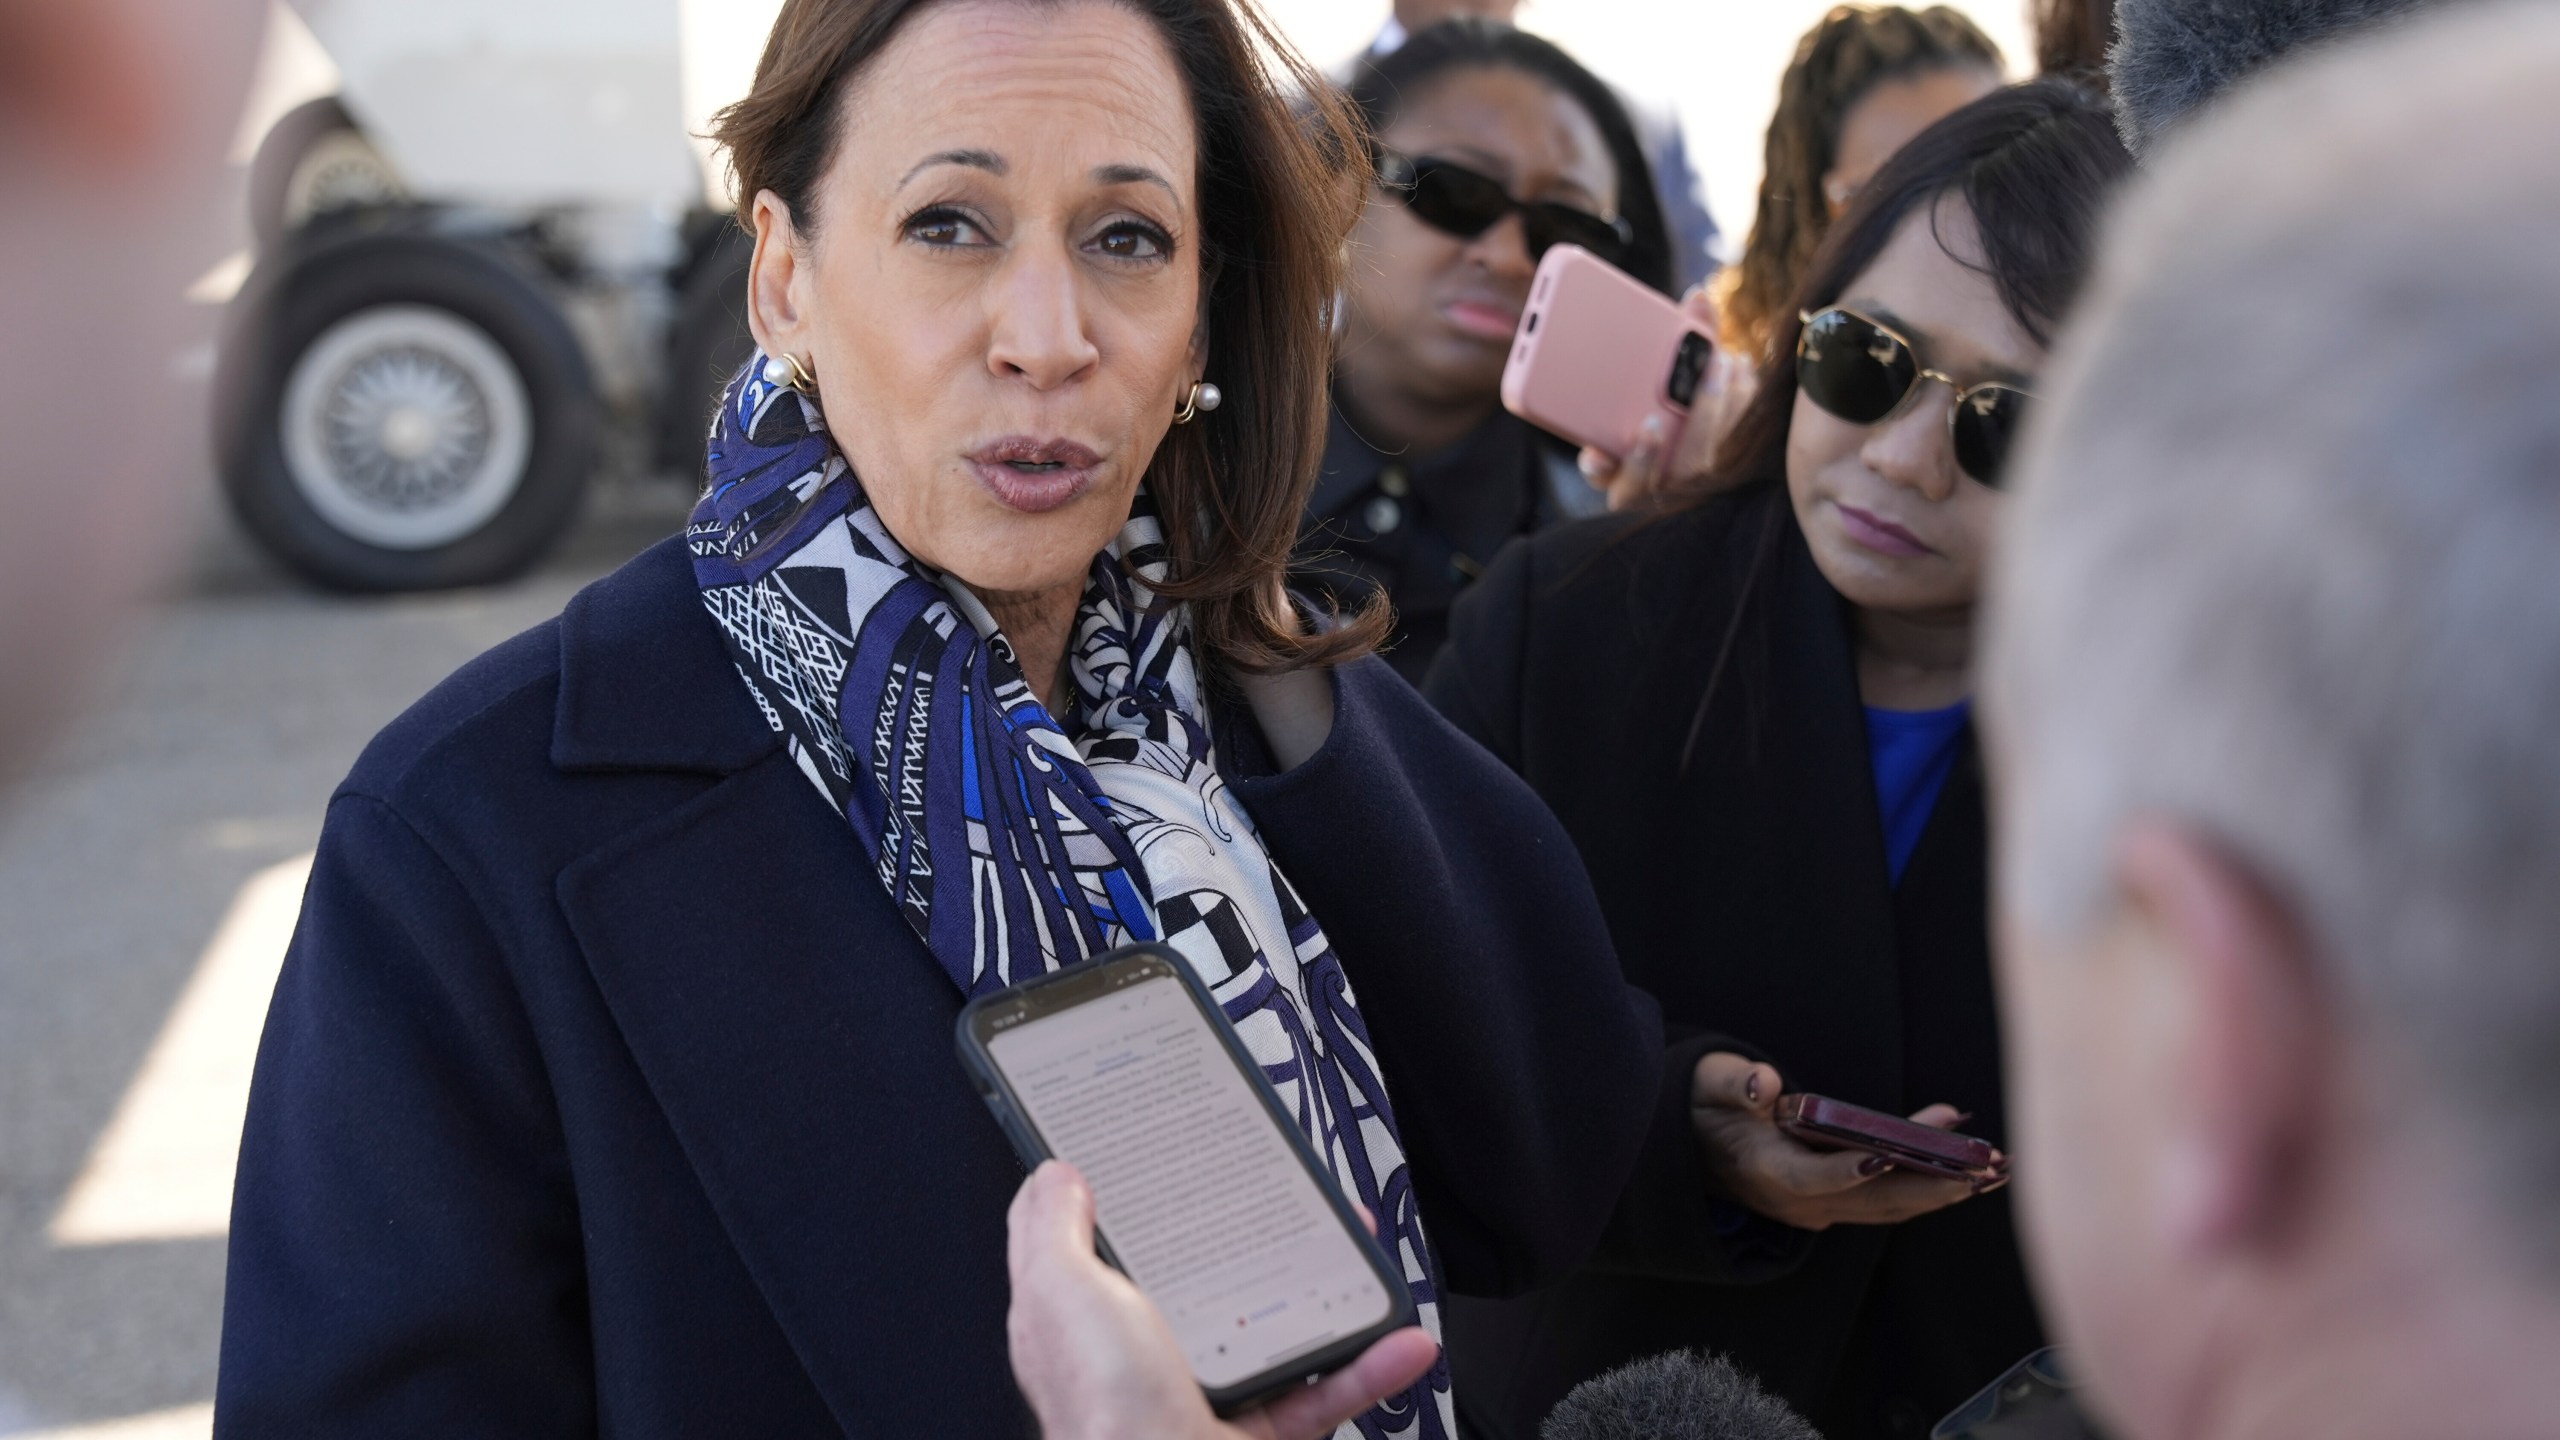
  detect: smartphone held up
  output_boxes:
[956,944,1416,1414]
[1502,243,1715,463]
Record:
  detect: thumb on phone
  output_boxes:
[1691,1050,1783,1118]
[1603,414,1670,512]
[1679,282,1721,343]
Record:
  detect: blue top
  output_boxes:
[1866,701,1972,883]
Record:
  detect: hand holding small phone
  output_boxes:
[1005,1161,1439,1440]
[1575,295,1760,512]
[1502,245,1714,477]
[960,944,1418,1414]
[1688,1052,2005,1232]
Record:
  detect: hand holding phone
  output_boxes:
[1502,244,1715,464]
[1690,1052,2003,1231]
[1775,1092,2005,1182]
[1005,1161,1441,1440]
[958,944,1416,1414]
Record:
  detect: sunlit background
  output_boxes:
[235,0,2036,259]
[1,2,2034,1436]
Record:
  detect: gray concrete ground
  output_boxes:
[0,470,692,1436]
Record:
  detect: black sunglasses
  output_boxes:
[1378,150,1634,265]
[1795,306,2034,487]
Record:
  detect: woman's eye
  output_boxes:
[1093,222,1172,261]
[906,209,986,247]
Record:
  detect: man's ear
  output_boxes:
[746,190,810,359]
[2116,821,2331,1259]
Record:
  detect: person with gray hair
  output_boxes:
[1986,2,2560,1435]
[2107,0,2447,155]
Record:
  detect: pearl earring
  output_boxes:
[1173,381,1223,425]
[761,352,817,394]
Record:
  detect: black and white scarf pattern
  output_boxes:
[687,357,1453,1438]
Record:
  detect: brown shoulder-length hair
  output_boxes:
[708,0,1384,675]
[1712,6,2003,364]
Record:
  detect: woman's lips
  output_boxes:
[967,437,1104,515]
[1833,501,1935,558]
[1441,295,1524,341]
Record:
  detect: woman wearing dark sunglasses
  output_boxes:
[1425,82,2133,1438]
[1292,20,1675,682]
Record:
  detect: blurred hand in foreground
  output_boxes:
[1005,1160,1439,1440]
[1578,286,1759,511]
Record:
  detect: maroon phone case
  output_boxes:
[1775,1093,2001,1180]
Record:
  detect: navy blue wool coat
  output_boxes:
[215,537,1661,1438]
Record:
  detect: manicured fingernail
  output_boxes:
[1577,450,1606,478]
[1858,1156,1894,1177]
[1744,1072,1761,1104]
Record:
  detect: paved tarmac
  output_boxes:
[0,474,693,1437]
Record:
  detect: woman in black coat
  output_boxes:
[213,2,1659,1436]
[1425,84,2133,1439]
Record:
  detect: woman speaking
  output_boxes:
[212,2,1658,1436]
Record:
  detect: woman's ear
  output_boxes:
[1820,169,1855,220]
[746,190,811,358]
[1185,311,1210,391]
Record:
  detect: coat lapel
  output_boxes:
[1672,505,1908,1109]
[546,538,1029,1430]
[556,752,1028,1431]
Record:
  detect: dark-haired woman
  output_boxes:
[213,2,1662,1436]
[1428,81,2134,1439]
[1291,20,1675,683]
[1586,5,2003,514]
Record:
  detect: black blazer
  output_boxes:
[1423,491,2044,1440]
[215,537,1662,1438]
[1293,399,1597,685]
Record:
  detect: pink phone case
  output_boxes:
[1501,244,1713,460]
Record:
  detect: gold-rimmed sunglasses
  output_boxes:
[1795,306,2034,486]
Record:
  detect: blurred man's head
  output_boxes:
[0,0,262,786]
[1988,4,2560,1435]
[2107,0,2444,155]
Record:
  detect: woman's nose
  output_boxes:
[1858,383,1961,501]
[986,246,1101,390]
[1465,211,1538,281]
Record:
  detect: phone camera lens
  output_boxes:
[1666,331,1713,407]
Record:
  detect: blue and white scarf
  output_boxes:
[686,357,1453,1439]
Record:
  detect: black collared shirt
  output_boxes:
[1293,399,1599,683]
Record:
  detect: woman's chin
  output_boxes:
[932,523,1118,604]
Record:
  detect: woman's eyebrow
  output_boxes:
[900,148,1005,188]
[1430,143,1511,177]
[1093,163,1178,202]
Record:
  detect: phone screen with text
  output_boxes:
[986,973,1396,1390]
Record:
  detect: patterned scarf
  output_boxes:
[686,357,1453,1439]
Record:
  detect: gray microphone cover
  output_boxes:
[1541,1350,1824,1440]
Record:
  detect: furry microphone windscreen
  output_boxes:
[1539,1351,1825,1440]
[2109,0,2448,155]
